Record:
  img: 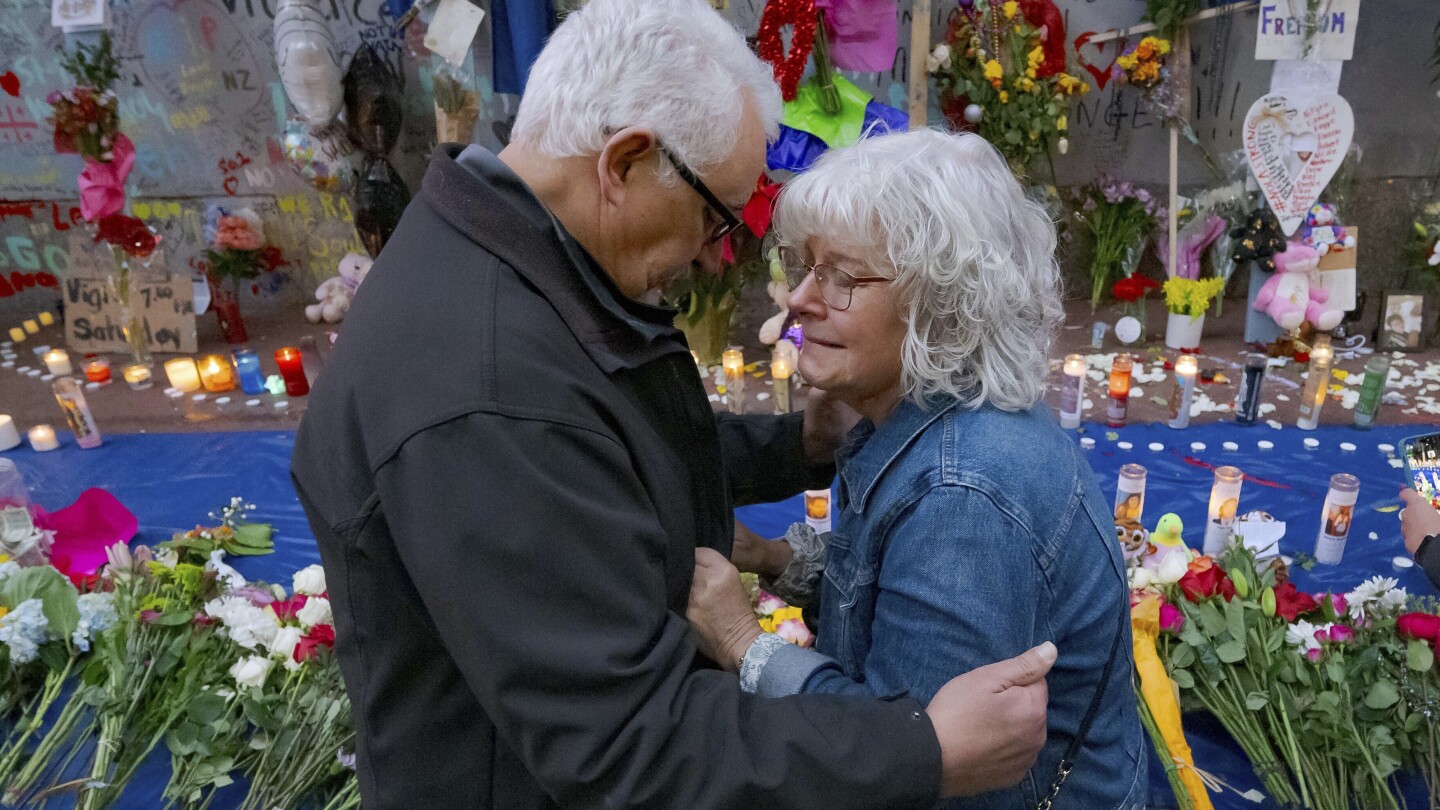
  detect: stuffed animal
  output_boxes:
[1299,204,1355,255]
[757,279,793,346]
[305,251,372,323]
[1253,242,1343,332]
[1230,207,1288,273]
[1115,518,1150,564]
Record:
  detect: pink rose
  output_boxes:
[1325,625,1354,644]
[214,216,263,251]
[1398,613,1440,645]
[1159,602,1185,634]
[775,618,814,648]
[1305,647,1324,663]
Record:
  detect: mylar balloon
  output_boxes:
[280,118,358,192]
[343,45,404,157]
[273,0,344,126]
[353,156,411,257]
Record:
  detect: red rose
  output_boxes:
[1179,559,1231,602]
[95,214,159,258]
[272,594,309,623]
[295,623,336,663]
[1273,582,1319,622]
[1398,612,1440,645]
[1112,274,1161,303]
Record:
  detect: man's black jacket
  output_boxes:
[291,145,941,808]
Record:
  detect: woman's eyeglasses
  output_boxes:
[777,246,890,312]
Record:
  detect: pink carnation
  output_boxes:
[214,216,263,251]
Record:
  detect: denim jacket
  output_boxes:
[757,398,1146,809]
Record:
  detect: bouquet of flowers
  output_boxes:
[928,0,1088,174]
[48,33,121,164]
[1412,200,1440,287]
[1162,276,1225,319]
[1112,274,1161,332]
[203,206,271,344]
[1073,177,1164,311]
[740,574,814,648]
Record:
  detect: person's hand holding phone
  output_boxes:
[1400,488,1440,556]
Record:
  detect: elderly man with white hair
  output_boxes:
[293,1,1055,807]
[690,129,1147,809]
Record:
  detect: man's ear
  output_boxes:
[597,127,659,207]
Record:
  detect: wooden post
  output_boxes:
[908,0,932,128]
[1167,26,1192,281]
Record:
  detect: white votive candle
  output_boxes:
[27,425,58,452]
[42,349,72,377]
[0,415,19,451]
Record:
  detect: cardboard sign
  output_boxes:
[1242,92,1354,235]
[1255,0,1360,61]
[1314,227,1358,312]
[62,273,197,355]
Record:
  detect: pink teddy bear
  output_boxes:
[1252,242,1342,332]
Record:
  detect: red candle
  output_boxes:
[274,347,309,396]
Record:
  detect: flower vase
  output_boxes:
[676,298,738,368]
[208,278,249,344]
[104,250,152,367]
[1123,300,1148,341]
[1165,312,1205,350]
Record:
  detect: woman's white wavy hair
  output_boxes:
[510,0,782,181]
[773,129,1064,413]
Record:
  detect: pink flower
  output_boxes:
[755,590,786,616]
[139,610,162,624]
[1316,592,1347,617]
[1159,602,1185,634]
[214,216,263,251]
[1326,625,1354,644]
[775,617,814,648]
[1305,647,1324,663]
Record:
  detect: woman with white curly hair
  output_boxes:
[689,129,1146,809]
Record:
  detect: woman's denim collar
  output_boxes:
[838,396,962,515]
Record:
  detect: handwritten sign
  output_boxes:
[62,259,197,354]
[1242,92,1354,236]
[1255,0,1359,61]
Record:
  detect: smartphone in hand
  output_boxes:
[1400,432,1440,510]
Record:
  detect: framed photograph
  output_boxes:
[1379,292,1427,352]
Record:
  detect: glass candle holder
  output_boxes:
[770,344,794,415]
[232,348,266,395]
[804,488,832,533]
[1203,466,1244,555]
[198,354,237,393]
[1352,354,1392,430]
[1106,354,1133,428]
[42,349,72,377]
[83,358,111,384]
[1167,355,1197,430]
[274,348,309,397]
[1314,473,1360,565]
[1234,353,1267,425]
[722,347,745,415]
[184,393,215,422]
[164,358,201,392]
[123,363,153,391]
[1296,335,1333,430]
[1114,464,1147,524]
[1059,354,1085,429]
[52,377,101,449]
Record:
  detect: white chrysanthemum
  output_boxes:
[204,596,279,652]
[1346,576,1406,622]
[1285,619,1320,652]
[0,599,50,664]
[71,592,118,653]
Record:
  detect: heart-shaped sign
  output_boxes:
[1072,31,1116,91]
[1242,92,1354,236]
[0,71,19,98]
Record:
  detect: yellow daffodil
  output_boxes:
[999,90,1009,103]
[1003,0,1018,18]
[1027,45,1044,70]
[1057,114,1068,131]
[983,59,1004,85]
[1025,68,1037,79]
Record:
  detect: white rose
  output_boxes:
[292,565,327,597]
[1156,551,1190,585]
[270,626,303,663]
[1127,566,1153,590]
[296,597,332,628]
[230,655,273,689]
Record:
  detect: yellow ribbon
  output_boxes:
[1133,594,1214,810]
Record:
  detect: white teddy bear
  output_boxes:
[305,252,373,324]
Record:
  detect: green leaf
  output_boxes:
[1223,597,1246,642]
[1170,669,1195,689]
[189,693,227,725]
[1407,639,1435,673]
[243,697,279,730]
[1216,639,1246,663]
[37,641,69,671]
[1168,642,1196,669]
[155,609,194,626]
[1364,680,1400,710]
[231,523,273,549]
[0,565,80,639]
[1244,692,1269,711]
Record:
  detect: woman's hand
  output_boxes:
[688,548,762,672]
[730,520,793,579]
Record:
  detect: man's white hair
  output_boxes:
[773,129,1064,413]
[510,0,782,179]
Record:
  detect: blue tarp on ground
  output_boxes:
[7,423,1436,807]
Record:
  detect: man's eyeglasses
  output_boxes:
[776,246,891,312]
[658,142,743,245]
